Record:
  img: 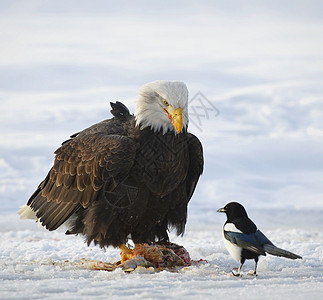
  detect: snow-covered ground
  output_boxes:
[1,1,323,299]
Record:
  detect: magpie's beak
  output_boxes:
[217,208,226,213]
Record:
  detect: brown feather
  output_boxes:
[56,171,64,187]
[44,202,78,230]
[24,101,203,249]
[48,183,63,203]
[63,173,75,188]
[41,179,55,198]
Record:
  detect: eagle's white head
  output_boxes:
[135,80,189,134]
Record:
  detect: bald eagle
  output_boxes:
[19,80,203,262]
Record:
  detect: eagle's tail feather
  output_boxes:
[18,205,38,221]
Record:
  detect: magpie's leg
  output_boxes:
[238,263,243,274]
[254,258,258,275]
[232,259,245,277]
[247,257,258,276]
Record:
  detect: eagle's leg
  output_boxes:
[119,243,162,264]
[119,244,135,263]
[120,243,164,264]
[119,242,188,271]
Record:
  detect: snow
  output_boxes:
[1,1,323,299]
[1,220,322,299]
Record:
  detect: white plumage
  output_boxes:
[223,223,243,261]
[135,80,189,134]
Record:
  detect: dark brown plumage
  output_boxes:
[24,99,203,249]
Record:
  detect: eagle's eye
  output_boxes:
[163,99,169,106]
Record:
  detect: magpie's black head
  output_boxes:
[217,202,248,221]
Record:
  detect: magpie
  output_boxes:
[217,202,302,276]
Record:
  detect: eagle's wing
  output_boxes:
[186,133,204,201]
[27,133,136,231]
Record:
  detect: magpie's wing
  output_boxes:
[253,230,274,245]
[256,230,302,259]
[224,231,266,255]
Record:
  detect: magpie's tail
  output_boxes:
[263,244,302,259]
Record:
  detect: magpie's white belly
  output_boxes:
[222,223,242,262]
[223,235,242,261]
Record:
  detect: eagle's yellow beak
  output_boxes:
[164,107,183,134]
